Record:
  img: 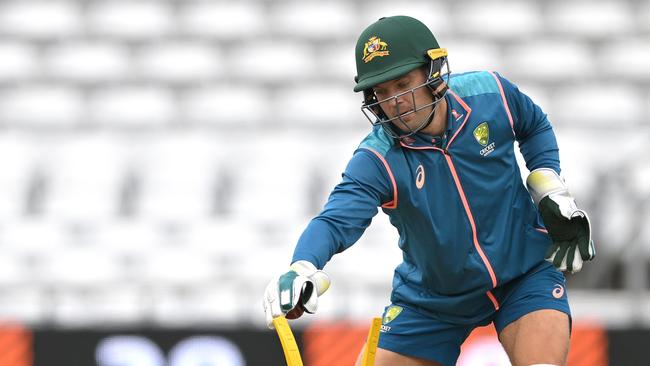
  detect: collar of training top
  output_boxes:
[397,92,470,150]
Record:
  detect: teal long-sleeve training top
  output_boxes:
[292,71,560,324]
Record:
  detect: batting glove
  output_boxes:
[263,260,331,329]
[527,168,596,273]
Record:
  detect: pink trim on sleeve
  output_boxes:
[361,147,398,209]
[489,71,515,136]
[446,90,472,149]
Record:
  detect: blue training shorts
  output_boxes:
[377,261,571,366]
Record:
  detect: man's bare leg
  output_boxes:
[498,309,570,366]
[353,346,442,366]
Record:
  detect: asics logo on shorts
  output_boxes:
[552,284,564,299]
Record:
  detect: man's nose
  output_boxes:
[391,93,408,111]
[390,91,404,106]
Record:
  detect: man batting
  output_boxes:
[263,15,595,366]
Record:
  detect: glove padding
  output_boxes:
[262,260,330,329]
[527,168,595,273]
[538,195,595,273]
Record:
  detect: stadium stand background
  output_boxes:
[0,0,648,364]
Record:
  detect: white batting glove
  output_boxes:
[262,260,331,329]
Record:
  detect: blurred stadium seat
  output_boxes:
[606,39,650,80]
[641,2,650,33]
[0,1,82,39]
[454,1,542,39]
[94,219,159,252]
[87,1,173,40]
[88,86,176,127]
[631,149,650,197]
[357,2,450,37]
[0,286,45,323]
[269,2,356,39]
[227,41,314,82]
[228,134,313,223]
[442,39,502,74]
[0,41,39,82]
[52,285,145,325]
[1,219,69,262]
[0,84,84,126]
[137,132,220,221]
[0,253,29,287]
[317,42,358,82]
[40,247,124,287]
[149,284,245,325]
[44,42,132,83]
[546,1,633,38]
[552,83,642,126]
[0,133,38,220]
[135,42,223,84]
[139,247,217,286]
[185,219,261,265]
[327,216,401,287]
[178,1,266,40]
[41,133,128,221]
[179,84,270,125]
[274,85,361,125]
[505,40,593,82]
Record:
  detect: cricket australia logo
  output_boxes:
[363,36,389,63]
[383,306,402,324]
[381,305,403,333]
[474,122,495,157]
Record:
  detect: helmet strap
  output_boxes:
[426,57,449,98]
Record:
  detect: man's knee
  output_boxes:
[499,309,569,366]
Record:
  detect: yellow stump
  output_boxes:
[272,316,304,366]
[361,317,382,366]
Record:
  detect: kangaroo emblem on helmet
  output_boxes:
[363,36,390,63]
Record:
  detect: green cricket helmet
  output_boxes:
[354,16,450,138]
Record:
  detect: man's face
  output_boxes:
[372,68,435,133]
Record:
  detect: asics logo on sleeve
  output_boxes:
[552,284,565,299]
[451,109,463,121]
[415,164,425,189]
